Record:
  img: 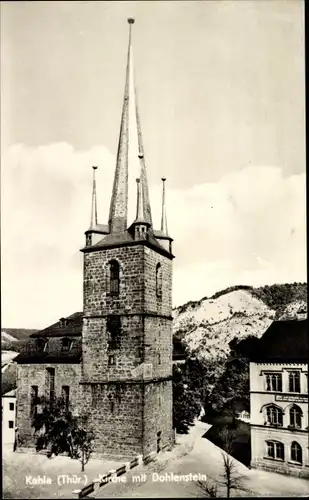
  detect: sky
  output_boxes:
[1,0,306,328]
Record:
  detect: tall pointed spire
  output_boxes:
[90,166,98,229]
[135,93,152,226]
[161,177,168,235]
[108,18,153,234]
[108,19,134,233]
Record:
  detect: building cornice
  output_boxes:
[251,361,308,366]
[80,238,174,260]
[250,391,308,397]
[250,424,308,434]
[83,312,173,321]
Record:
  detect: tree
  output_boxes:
[71,415,95,472]
[220,452,246,498]
[173,354,228,433]
[32,396,95,471]
[205,356,249,420]
[173,363,201,433]
[197,451,246,498]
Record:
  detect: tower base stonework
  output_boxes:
[78,379,173,460]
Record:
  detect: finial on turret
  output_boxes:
[128,18,135,24]
[90,166,98,229]
[161,177,168,235]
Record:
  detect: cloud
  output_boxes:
[1,143,306,327]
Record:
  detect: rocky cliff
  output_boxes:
[173,283,307,361]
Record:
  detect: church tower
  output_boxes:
[80,19,174,459]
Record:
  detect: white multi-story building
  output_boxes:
[250,319,308,478]
[2,389,17,446]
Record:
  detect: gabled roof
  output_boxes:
[15,337,82,364]
[30,312,83,338]
[2,389,16,398]
[14,313,83,364]
[251,319,308,363]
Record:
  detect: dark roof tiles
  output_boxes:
[15,336,82,364]
[31,312,83,338]
[251,319,308,363]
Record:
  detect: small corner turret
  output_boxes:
[85,166,109,247]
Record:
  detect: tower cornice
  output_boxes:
[80,238,174,260]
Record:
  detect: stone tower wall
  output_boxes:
[81,241,173,458]
[79,382,143,459]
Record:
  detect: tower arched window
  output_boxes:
[289,405,302,428]
[291,441,302,463]
[265,405,283,426]
[107,315,121,350]
[156,263,162,299]
[110,260,120,296]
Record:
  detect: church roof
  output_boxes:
[250,318,308,363]
[30,312,83,338]
[15,338,82,364]
[15,313,83,364]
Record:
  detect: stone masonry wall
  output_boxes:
[16,363,81,449]
[144,316,172,379]
[82,315,144,381]
[81,241,173,458]
[83,246,145,316]
[79,382,143,459]
[143,380,173,456]
[144,246,173,317]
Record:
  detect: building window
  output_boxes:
[266,441,284,460]
[110,260,120,296]
[108,354,115,366]
[9,402,14,411]
[289,405,302,428]
[265,373,282,392]
[59,318,68,328]
[266,405,283,426]
[37,338,48,352]
[9,421,14,429]
[289,371,301,393]
[107,315,121,350]
[30,385,39,418]
[61,386,70,409]
[291,441,302,464]
[46,367,55,405]
[156,263,162,299]
[61,338,72,352]
[157,431,162,453]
